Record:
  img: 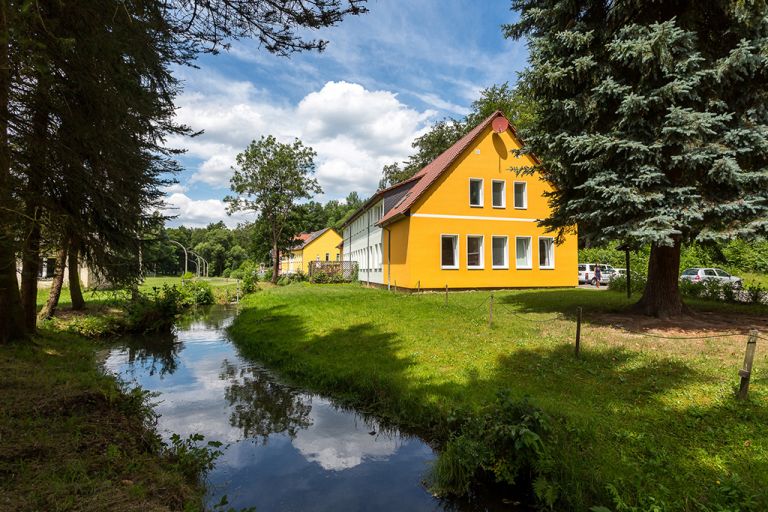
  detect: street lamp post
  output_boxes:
[169,240,188,276]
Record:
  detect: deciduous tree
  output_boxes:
[226,136,321,283]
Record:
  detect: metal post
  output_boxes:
[625,249,631,299]
[445,284,448,304]
[737,330,758,400]
[575,307,582,358]
[489,293,494,328]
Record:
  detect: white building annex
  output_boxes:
[341,177,419,287]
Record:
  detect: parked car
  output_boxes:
[680,268,743,289]
[578,263,617,285]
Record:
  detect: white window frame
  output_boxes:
[491,180,506,208]
[466,235,484,270]
[469,178,484,208]
[515,236,532,269]
[538,237,555,269]
[441,234,459,270]
[513,181,528,209]
[491,236,509,269]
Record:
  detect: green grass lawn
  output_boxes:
[229,283,768,511]
[0,330,205,511]
[36,276,241,308]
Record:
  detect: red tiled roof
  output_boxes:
[378,111,513,227]
[339,173,423,229]
[292,228,333,250]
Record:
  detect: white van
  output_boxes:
[578,263,616,285]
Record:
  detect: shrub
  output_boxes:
[184,281,214,306]
[679,279,706,298]
[222,268,231,278]
[181,271,194,280]
[125,285,185,333]
[703,280,724,301]
[746,283,766,304]
[62,315,125,338]
[432,393,552,500]
[263,268,274,282]
[607,274,646,294]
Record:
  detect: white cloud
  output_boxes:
[162,192,256,228]
[161,183,188,194]
[172,76,433,203]
[292,397,401,471]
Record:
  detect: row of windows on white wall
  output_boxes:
[352,243,383,271]
[441,235,554,270]
[469,179,527,209]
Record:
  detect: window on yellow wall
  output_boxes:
[539,237,555,269]
[514,182,527,209]
[467,235,484,269]
[325,253,329,261]
[492,236,508,269]
[469,178,483,207]
[492,180,506,208]
[516,236,532,269]
[441,235,458,269]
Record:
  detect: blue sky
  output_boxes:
[163,0,528,227]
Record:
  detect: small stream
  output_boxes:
[104,305,503,511]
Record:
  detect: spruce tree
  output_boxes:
[506,0,768,317]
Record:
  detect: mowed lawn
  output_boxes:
[36,276,240,308]
[229,283,768,510]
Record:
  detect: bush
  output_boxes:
[607,274,646,294]
[181,271,194,280]
[222,268,231,278]
[184,281,214,306]
[263,268,274,282]
[746,283,766,304]
[432,393,552,500]
[125,285,185,333]
[703,280,724,301]
[679,279,706,299]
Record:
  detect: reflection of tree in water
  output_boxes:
[221,360,313,443]
[120,331,182,377]
[174,305,237,331]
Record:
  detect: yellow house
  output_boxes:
[341,111,578,289]
[280,227,342,275]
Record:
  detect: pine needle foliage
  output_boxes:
[505,0,768,315]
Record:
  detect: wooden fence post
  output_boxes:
[575,306,582,358]
[489,293,494,328]
[445,284,448,304]
[417,280,420,293]
[737,330,758,400]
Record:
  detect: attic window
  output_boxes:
[469,178,483,207]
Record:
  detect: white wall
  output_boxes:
[342,199,385,285]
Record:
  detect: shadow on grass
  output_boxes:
[228,298,768,509]
[496,289,768,334]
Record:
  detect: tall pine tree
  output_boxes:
[506,0,768,317]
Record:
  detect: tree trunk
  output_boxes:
[38,243,67,321]
[68,237,85,310]
[272,241,279,284]
[632,240,685,318]
[0,1,26,343]
[20,206,41,331]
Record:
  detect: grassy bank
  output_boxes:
[228,284,768,511]
[0,329,208,511]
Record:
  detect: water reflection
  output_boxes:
[104,305,456,511]
[221,361,312,442]
[117,331,182,377]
